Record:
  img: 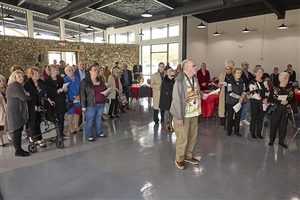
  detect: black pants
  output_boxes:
[28,112,43,141]
[12,126,23,151]
[56,112,65,136]
[220,106,228,127]
[226,103,241,134]
[153,109,165,123]
[250,101,264,137]
[270,105,288,144]
[108,94,119,116]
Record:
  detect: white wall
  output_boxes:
[187,9,300,78]
[186,16,208,70]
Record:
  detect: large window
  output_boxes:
[141,43,179,83]
[109,31,135,44]
[141,22,179,41]
[1,5,28,37]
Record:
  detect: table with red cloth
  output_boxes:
[201,90,220,118]
[295,91,300,104]
[130,84,153,100]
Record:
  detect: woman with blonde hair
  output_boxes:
[5,70,31,156]
[24,66,55,148]
[218,59,234,130]
[45,65,68,138]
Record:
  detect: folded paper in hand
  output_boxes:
[219,82,227,87]
[62,82,69,89]
[207,88,220,96]
[277,95,287,101]
[233,102,242,113]
[101,88,111,96]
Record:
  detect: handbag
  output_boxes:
[266,103,277,115]
[118,93,127,106]
[65,95,74,110]
[66,100,74,110]
[73,104,82,115]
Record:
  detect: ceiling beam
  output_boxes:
[261,0,285,19]
[153,0,182,9]
[17,0,26,6]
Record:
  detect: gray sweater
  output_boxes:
[170,71,202,121]
[5,82,31,132]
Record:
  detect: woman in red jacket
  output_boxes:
[197,63,210,90]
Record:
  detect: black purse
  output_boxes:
[266,103,277,115]
[66,95,74,110]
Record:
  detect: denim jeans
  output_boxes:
[241,100,249,121]
[84,104,105,139]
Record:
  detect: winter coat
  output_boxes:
[150,71,166,110]
[5,82,31,132]
[159,75,174,111]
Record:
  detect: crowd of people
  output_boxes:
[0,59,297,171]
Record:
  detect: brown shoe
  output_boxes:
[169,124,174,132]
[175,160,185,169]
[184,157,200,165]
[164,125,170,133]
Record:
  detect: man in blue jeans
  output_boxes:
[240,62,254,125]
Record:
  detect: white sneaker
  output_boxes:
[242,120,250,125]
[239,122,244,126]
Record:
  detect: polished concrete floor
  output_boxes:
[0,99,299,200]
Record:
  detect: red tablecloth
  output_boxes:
[295,92,300,104]
[130,84,153,100]
[201,91,219,118]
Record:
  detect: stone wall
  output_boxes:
[0,35,139,78]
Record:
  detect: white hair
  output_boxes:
[278,72,289,82]
[224,59,235,67]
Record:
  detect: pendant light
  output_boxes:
[278,19,288,30]
[242,18,250,33]
[213,23,220,36]
[85,25,93,31]
[3,14,15,21]
[35,32,41,36]
[197,22,206,29]
[141,0,152,17]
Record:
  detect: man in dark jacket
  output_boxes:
[121,62,133,110]
[240,61,255,125]
[74,60,87,81]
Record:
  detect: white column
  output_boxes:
[59,18,66,61]
[59,18,65,41]
[26,10,34,38]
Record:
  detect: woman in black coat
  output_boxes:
[269,72,295,148]
[24,67,55,148]
[5,70,31,156]
[45,65,68,138]
[159,69,175,133]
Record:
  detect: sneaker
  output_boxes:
[175,160,185,169]
[239,122,244,126]
[242,120,250,125]
[184,157,200,165]
[62,134,69,139]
